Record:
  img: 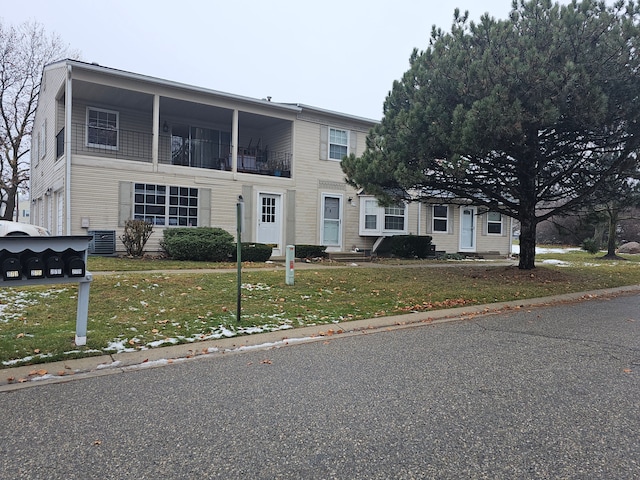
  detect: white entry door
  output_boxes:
[257,193,282,253]
[321,194,342,251]
[459,206,477,252]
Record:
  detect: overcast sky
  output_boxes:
[5,1,538,120]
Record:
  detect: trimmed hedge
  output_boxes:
[295,244,327,259]
[379,235,433,259]
[161,227,234,261]
[231,243,273,262]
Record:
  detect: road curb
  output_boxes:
[2,283,639,391]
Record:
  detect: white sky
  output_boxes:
[4,1,531,120]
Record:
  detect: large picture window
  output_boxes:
[134,183,198,226]
[329,128,348,160]
[87,107,118,149]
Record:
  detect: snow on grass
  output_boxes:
[0,288,68,323]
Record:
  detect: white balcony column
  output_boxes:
[232,109,238,179]
[152,94,160,171]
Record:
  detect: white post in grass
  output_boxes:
[285,245,295,286]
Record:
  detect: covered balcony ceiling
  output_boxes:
[71,80,292,129]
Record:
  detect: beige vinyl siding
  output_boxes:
[69,162,245,252]
[31,64,68,230]
[293,117,370,248]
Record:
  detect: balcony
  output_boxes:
[58,124,291,177]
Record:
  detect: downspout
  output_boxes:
[417,201,422,235]
[65,64,73,235]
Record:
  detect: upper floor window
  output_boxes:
[487,211,503,234]
[329,128,349,160]
[433,205,448,232]
[87,107,118,149]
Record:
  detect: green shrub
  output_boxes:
[161,227,234,261]
[581,238,600,254]
[295,244,327,259]
[384,235,433,259]
[231,243,273,262]
[120,219,153,257]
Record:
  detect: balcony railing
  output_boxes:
[158,134,291,177]
[58,124,291,177]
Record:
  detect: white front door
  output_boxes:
[321,194,342,251]
[257,193,282,254]
[459,206,477,252]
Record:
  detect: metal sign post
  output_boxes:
[236,196,244,323]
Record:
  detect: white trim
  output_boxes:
[256,191,283,255]
[459,206,477,252]
[328,127,349,161]
[321,193,343,251]
[486,211,503,235]
[432,205,449,233]
[358,196,408,236]
[86,106,119,150]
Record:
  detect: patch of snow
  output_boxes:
[541,259,569,266]
[97,360,122,369]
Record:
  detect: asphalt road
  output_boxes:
[1,293,638,479]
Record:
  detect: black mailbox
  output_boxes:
[44,250,65,278]
[1,253,21,281]
[21,250,46,279]
[63,249,86,277]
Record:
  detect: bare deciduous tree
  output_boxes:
[0,20,77,220]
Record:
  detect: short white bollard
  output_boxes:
[285,245,295,286]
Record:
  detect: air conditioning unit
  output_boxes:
[88,230,116,255]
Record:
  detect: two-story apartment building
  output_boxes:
[31,60,512,257]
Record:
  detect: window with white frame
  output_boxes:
[487,211,503,234]
[87,107,118,149]
[364,199,378,230]
[134,183,198,226]
[384,205,406,230]
[359,196,408,235]
[432,205,448,232]
[329,128,349,160]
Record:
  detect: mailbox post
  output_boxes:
[0,235,93,346]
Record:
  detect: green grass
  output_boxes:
[2,251,639,368]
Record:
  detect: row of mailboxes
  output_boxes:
[1,248,86,281]
[0,235,91,286]
[0,235,93,345]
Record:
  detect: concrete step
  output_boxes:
[328,251,370,263]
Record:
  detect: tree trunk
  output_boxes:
[605,207,619,257]
[1,186,17,221]
[518,215,537,269]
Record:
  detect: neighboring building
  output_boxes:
[31,60,512,257]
